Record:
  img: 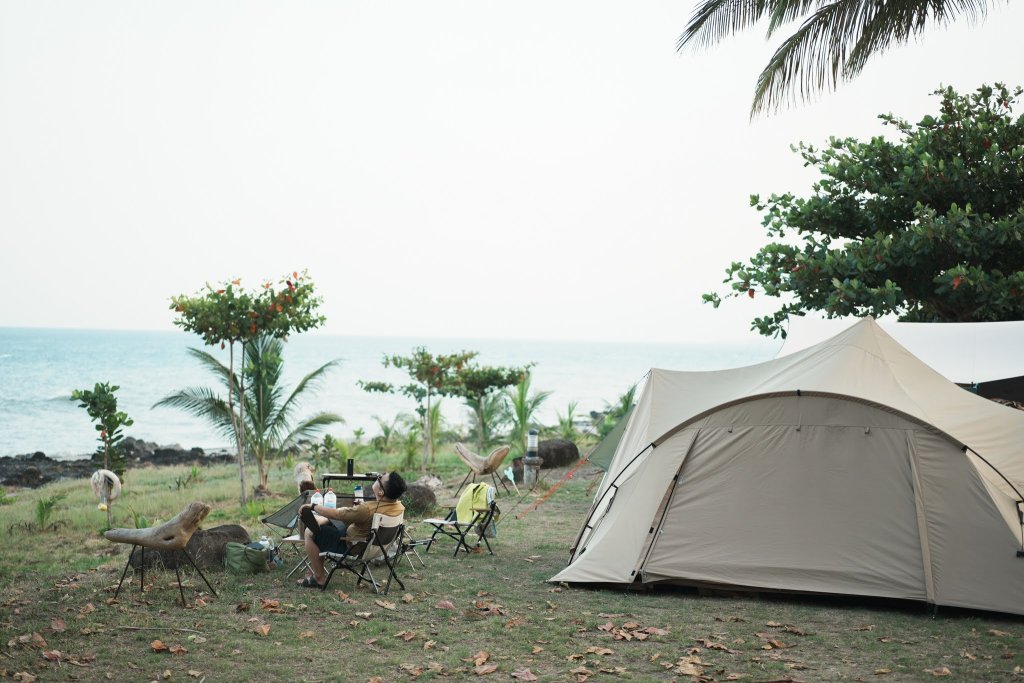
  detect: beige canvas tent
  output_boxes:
[553,318,1024,615]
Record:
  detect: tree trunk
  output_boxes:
[476,402,486,454]
[228,342,247,506]
[421,394,431,474]
[105,502,211,551]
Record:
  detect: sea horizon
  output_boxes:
[0,326,782,460]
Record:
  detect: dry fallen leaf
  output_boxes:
[402,593,415,603]
[424,640,436,650]
[586,646,614,655]
[875,668,893,675]
[188,671,203,678]
[435,600,456,610]
[511,668,538,681]
[42,650,62,662]
[355,612,373,619]
[532,646,544,654]
[927,666,952,676]
[254,623,271,637]
[375,599,396,611]
[50,618,67,633]
[150,640,168,653]
[168,644,188,655]
[299,631,315,639]
[854,624,876,631]
[989,629,1012,637]
[474,663,498,675]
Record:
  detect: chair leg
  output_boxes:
[174,562,187,608]
[456,470,474,494]
[490,471,511,494]
[140,547,145,592]
[178,548,218,597]
[114,545,138,600]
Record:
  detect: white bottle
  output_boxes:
[323,488,337,509]
[259,535,271,550]
[353,485,363,505]
[311,488,324,507]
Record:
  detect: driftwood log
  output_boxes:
[105,501,211,551]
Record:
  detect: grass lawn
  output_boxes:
[1,456,1022,682]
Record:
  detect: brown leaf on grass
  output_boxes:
[566,653,585,662]
[853,624,875,631]
[402,593,415,603]
[260,598,283,613]
[874,669,893,675]
[463,609,486,621]
[336,591,356,604]
[188,671,203,678]
[532,646,544,654]
[597,622,614,632]
[235,602,250,612]
[766,620,784,627]
[960,650,976,661]
[195,597,207,608]
[168,644,188,655]
[254,623,271,637]
[474,663,498,675]
[150,640,168,653]
[642,626,670,636]
[696,638,739,653]
[13,673,38,683]
[569,665,592,681]
[78,603,95,617]
[715,615,747,623]
[524,555,542,562]
[399,663,424,677]
[469,651,490,666]
[724,674,748,681]
[355,612,373,619]
[50,618,66,633]
[586,646,614,655]
[435,599,456,610]
[364,638,379,646]
[506,617,527,629]
[298,631,315,639]
[375,599,396,610]
[394,630,416,641]
[622,621,640,629]
[511,668,538,681]
[674,655,705,676]
[927,667,951,676]
[989,629,1012,637]
[424,640,436,650]
[476,590,492,597]
[42,650,62,662]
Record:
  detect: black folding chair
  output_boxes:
[422,483,500,557]
[260,491,312,578]
[319,513,405,595]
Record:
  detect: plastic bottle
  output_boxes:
[311,488,324,507]
[259,535,271,550]
[353,485,363,505]
[323,488,337,509]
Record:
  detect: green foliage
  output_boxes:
[450,363,531,452]
[503,372,553,455]
[551,401,581,441]
[466,393,511,451]
[242,500,266,524]
[70,382,134,479]
[678,0,1003,113]
[127,506,150,529]
[0,489,14,506]
[360,347,476,471]
[34,492,66,532]
[599,386,637,439]
[168,271,327,504]
[154,334,342,494]
[706,83,1024,337]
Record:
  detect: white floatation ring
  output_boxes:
[90,469,121,510]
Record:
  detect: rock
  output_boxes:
[128,524,250,570]
[539,439,579,468]
[510,457,523,484]
[0,438,237,489]
[414,474,444,491]
[403,483,438,517]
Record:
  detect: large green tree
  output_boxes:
[705,83,1024,337]
[155,334,342,495]
[678,0,998,113]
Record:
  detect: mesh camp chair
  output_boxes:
[453,443,512,494]
[260,491,312,578]
[319,513,405,595]
[422,483,500,557]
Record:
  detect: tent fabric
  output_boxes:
[586,404,635,471]
[553,318,1024,615]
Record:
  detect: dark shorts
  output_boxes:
[313,523,348,555]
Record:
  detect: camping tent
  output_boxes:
[778,316,1024,402]
[552,318,1024,615]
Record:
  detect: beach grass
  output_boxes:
[1,455,1023,682]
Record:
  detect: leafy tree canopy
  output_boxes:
[705,83,1024,337]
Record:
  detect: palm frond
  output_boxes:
[275,359,342,425]
[279,412,345,451]
[679,0,775,49]
[152,387,237,440]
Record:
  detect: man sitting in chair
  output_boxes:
[296,471,407,588]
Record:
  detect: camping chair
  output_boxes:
[422,483,500,557]
[319,513,405,595]
[398,527,428,570]
[260,491,312,578]
[453,443,512,493]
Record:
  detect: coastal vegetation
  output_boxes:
[169,271,326,504]
[2,455,1021,681]
[154,334,343,497]
[704,83,1024,337]
[69,382,134,480]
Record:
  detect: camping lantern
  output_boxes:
[524,429,542,489]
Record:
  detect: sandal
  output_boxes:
[298,575,323,588]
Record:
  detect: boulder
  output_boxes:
[539,439,579,468]
[128,524,250,570]
[403,483,438,517]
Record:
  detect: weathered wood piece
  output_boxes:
[105,501,210,550]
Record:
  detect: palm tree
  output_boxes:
[677,0,994,113]
[466,392,511,452]
[503,372,552,455]
[154,335,343,495]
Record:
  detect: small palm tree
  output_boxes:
[553,401,580,441]
[154,335,343,495]
[466,393,510,451]
[503,372,552,455]
[599,385,637,439]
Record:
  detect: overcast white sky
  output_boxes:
[1,1,1020,343]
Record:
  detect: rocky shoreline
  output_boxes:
[0,437,236,488]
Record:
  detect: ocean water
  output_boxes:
[0,327,781,460]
